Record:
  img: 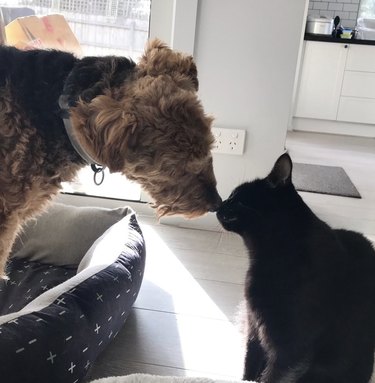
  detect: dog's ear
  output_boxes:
[138,38,199,91]
[63,56,136,106]
[70,95,137,172]
[143,38,169,53]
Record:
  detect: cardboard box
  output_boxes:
[5,14,82,56]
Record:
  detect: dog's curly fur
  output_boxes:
[0,39,221,277]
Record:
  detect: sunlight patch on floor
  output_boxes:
[140,224,232,321]
[136,224,245,377]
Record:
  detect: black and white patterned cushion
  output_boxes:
[0,206,146,383]
[0,259,76,315]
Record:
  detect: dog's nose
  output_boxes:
[208,194,222,212]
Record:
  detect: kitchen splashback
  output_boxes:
[308,0,360,29]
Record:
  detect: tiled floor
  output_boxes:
[286,131,375,242]
[87,131,375,382]
[88,218,248,381]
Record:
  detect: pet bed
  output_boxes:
[89,374,251,383]
[0,203,146,383]
[89,372,375,383]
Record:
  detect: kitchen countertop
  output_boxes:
[305,33,375,46]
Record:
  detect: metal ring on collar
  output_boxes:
[91,164,105,186]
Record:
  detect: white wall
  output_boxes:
[194,0,308,199]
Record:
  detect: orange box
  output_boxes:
[5,14,82,56]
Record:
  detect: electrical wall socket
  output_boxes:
[211,127,246,155]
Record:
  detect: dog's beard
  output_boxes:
[151,182,221,219]
[156,203,208,219]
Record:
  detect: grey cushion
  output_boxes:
[11,203,131,267]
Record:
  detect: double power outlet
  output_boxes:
[211,127,246,155]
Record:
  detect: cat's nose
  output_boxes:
[217,211,237,223]
[216,207,227,221]
[216,203,238,223]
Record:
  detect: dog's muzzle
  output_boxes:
[209,193,223,212]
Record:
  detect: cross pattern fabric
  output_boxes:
[0,214,146,383]
[0,259,76,315]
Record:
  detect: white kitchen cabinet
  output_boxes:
[337,44,375,124]
[294,40,375,131]
[337,97,375,124]
[341,71,375,99]
[294,41,348,120]
[345,44,375,72]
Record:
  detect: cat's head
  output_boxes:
[217,153,295,235]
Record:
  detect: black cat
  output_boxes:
[217,153,375,383]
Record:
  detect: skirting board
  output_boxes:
[292,117,375,138]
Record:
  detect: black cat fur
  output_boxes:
[217,153,375,383]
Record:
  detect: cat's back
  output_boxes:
[334,229,375,284]
[334,228,375,316]
[334,229,375,266]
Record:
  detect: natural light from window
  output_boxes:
[359,0,375,18]
[139,223,244,376]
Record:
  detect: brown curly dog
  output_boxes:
[0,39,222,277]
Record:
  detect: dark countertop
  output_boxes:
[305,33,375,46]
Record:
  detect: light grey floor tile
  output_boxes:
[134,278,244,322]
[89,309,244,381]
[170,248,247,285]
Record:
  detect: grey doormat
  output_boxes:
[293,163,361,199]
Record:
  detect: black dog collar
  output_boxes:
[58,95,105,185]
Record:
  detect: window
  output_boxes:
[2,0,151,58]
[359,0,375,19]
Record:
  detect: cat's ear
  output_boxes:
[267,152,293,188]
